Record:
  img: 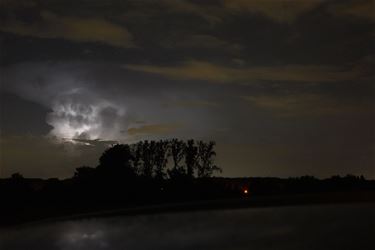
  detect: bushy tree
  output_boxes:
[98,144,135,177]
[11,173,24,180]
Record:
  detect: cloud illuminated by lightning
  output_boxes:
[46,89,126,142]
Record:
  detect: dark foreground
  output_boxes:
[1,191,374,227]
[2,175,375,227]
[1,202,374,250]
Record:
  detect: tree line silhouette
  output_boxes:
[74,139,221,182]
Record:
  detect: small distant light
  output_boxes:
[243,189,248,194]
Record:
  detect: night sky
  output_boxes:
[0,0,374,179]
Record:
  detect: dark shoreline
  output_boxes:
[2,190,374,229]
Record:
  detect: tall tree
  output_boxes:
[154,140,169,179]
[141,140,156,178]
[185,139,198,178]
[197,141,221,177]
[170,139,185,169]
[131,141,143,175]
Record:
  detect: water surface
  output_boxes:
[1,204,374,250]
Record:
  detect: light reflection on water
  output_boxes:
[1,204,374,250]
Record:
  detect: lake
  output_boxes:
[1,203,374,250]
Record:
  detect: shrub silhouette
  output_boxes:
[98,144,136,179]
[74,166,96,181]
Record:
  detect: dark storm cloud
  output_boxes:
[0,11,136,48]
[1,62,146,140]
[1,61,229,142]
[1,0,373,66]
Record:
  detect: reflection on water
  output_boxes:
[1,204,374,250]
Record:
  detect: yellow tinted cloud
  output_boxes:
[163,100,220,108]
[242,94,372,117]
[163,34,243,51]
[331,0,375,21]
[157,0,222,24]
[127,124,182,136]
[0,11,136,48]
[124,60,359,84]
[223,0,324,22]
